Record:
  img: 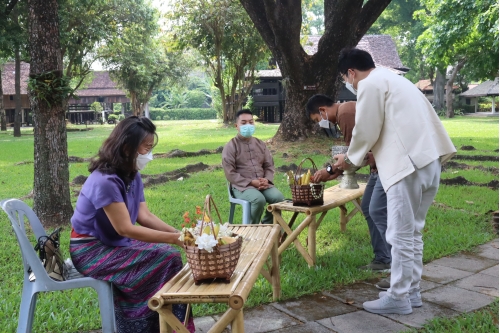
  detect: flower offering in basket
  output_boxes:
[286,157,325,206]
[179,195,243,284]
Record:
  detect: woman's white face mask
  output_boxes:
[136,151,153,170]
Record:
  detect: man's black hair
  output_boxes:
[338,48,376,75]
[305,94,335,118]
[236,109,253,119]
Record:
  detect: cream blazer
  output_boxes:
[347,68,457,191]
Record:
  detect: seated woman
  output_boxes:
[70,116,194,333]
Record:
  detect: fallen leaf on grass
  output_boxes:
[465,201,474,204]
[344,299,355,305]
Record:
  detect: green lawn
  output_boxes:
[0,117,497,332]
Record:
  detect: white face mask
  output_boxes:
[136,151,153,170]
[345,72,357,96]
[318,111,330,129]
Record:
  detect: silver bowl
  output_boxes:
[331,145,360,189]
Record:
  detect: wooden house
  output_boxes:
[1,63,129,125]
[68,71,130,124]
[459,78,499,113]
[1,62,31,125]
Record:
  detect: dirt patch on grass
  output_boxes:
[155,147,223,159]
[70,162,213,196]
[440,176,498,189]
[453,154,498,162]
[443,161,499,175]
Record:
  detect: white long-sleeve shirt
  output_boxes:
[347,68,456,191]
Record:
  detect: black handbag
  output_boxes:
[33,228,67,281]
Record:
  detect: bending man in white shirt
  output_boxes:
[334,48,456,315]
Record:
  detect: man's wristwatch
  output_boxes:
[326,164,334,175]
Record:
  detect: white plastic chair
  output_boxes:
[227,182,251,225]
[0,199,116,333]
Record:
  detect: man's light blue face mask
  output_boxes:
[240,124,255,138]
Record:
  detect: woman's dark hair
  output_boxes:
[89,116,158,183]
[305,94,335,118]
[338,48,376,75]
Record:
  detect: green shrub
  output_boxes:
[156,116,162,120]
[107,114,118,121]
[186,90,207,108]
[436,109,464,117]
[118,114,125,121]
[149,107,217,120]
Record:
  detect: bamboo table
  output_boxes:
[148,224,281,333]
[267,183,366,267]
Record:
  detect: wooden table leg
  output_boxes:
[276,214,314,266]
[280,212,298,244]
[157,306,190,333]
[339,205,348,232]
[208,308,239,333]
[307,214,317,267]
[231,309,245,333]
[271,234,281,300]
[159,305,172,333]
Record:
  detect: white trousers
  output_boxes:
[386,159,441,300]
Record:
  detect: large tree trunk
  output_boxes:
[240,0,391,141]
[0,67,6,131]
[445,60,466,118]
[433,69,445,111]
[14,47,22,137]
[28,0,73,227]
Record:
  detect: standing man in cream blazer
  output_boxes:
[334,48,456,315]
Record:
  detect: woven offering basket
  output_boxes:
[184,195,243,285]
[290,157,325,206]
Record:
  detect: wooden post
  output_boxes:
[339,205,348,232]
[307,214,317,267]
[271,234,281,300]
[231,309,245,333]
[208,308,239,333]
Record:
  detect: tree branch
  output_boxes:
[5,0,19,15]
[239,0,277,55]
[355,0,392,42]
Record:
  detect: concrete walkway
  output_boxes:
[194,239,499,333]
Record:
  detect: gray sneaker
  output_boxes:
[358,260,391,272]
[363,295,412,315]
[379,290,422,307]
[375,278,390,290]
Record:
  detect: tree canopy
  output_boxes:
[168,0,269,123]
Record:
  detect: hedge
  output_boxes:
[149,107,217,120]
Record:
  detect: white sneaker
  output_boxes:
[379,289,422,308]
[363,295,412,315]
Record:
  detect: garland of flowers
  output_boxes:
[28,70,75,107]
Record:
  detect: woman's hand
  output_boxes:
[104,202,184,245]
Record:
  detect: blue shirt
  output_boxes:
[71,171,145,247]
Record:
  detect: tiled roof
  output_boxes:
[1,64,127,98]
[302,34,408,70]
[355,35,408,71]
[460,78,499,97]
[74,71,127,97]
[256,34,408,78]
[415,79,433,91]
[1,62,30,95]
[255,68,283,78]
